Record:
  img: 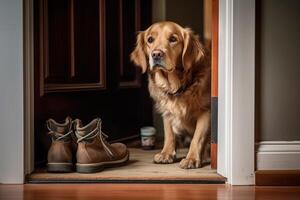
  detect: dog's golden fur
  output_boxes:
[131,21,211,169]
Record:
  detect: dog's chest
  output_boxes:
[148,77,200,134]
[163,98,187,118]
[157,97,196,134]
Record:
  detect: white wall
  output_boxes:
[256,0,300,141]
[0,0,24,183]
[255,0,300,170]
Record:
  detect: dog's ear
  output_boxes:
[130,31,147,73]
[182,28,205,71]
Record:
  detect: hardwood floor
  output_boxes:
[1,184,300,200]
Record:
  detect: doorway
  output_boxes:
[25,0,223,183]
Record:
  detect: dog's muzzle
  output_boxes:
[149,49,165,69]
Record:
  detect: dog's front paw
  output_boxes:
[179,158,201,169]
[154,152,175,164]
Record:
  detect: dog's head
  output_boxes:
[130,21,205,74]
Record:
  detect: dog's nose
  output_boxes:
[151,49,164,60]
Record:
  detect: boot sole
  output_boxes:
[76,151,130,173]
[47,163,73,173]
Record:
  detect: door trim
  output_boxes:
[24,0,35,175]
[217,0,255,185]
[210,0,218,170]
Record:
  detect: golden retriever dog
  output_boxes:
[131,21,210,169]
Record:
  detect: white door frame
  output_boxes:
[217,0,255,185]
[1,0,256,184]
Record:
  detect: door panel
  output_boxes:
[47,0,70,83]
[34,0,152,166]
[40,0,106,93]
[74,0,102,83]
[119,0,141,87]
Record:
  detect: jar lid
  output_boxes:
[140,126,156,136]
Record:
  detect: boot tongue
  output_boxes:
[55,126,68,134]
[75,118,99,138]
[47,118,72,140]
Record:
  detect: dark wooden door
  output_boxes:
[34,0,153,166]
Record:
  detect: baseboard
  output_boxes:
[255,170,300,186]
[256,141,300,170]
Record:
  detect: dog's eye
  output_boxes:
[147,36,154,44]
[169,36,177,43]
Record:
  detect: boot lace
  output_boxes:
[47,120,74,142]
[75,118,115,158]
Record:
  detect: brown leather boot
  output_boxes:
[46,117,74,172]
[74,118,129,173]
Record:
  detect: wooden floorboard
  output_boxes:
[28,148,225,183]
[1,184,300,200]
